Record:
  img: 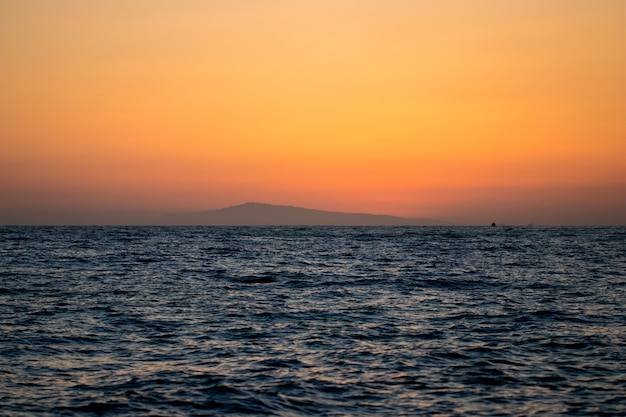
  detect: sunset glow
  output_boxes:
[2,1,625,224]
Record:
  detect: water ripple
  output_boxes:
[1,226,625,415]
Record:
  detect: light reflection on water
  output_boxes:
[1,226,625,415]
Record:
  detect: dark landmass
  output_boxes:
[163,202,448,226]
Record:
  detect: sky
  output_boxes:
[1,0,625,225]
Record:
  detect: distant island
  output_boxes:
[163,202,448,226]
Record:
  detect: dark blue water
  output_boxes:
[1,226,625,416]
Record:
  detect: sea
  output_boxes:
[1,226,625,416]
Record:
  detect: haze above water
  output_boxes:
[1,201,625,226]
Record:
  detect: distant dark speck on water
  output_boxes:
[491,222,497,227]
[1,226,625,416]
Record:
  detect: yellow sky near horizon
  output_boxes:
[1,1,625,224]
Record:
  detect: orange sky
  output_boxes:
[1,1,625,225]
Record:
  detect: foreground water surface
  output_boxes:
[1,226,625,416]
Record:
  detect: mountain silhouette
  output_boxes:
[163,202,447,226]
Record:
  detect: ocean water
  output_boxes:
[1,226,625,416]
